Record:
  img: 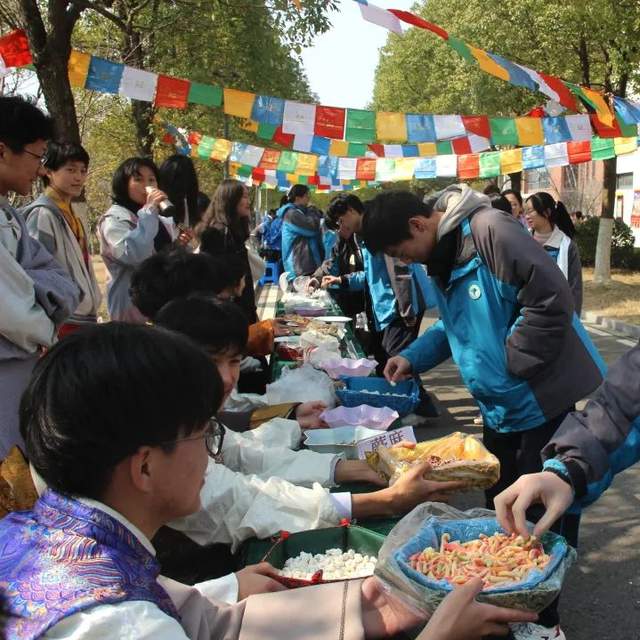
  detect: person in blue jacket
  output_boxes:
[362,184,606,640]
[312,194,439,418]
[495,341,640,638]
[274,185,323,281]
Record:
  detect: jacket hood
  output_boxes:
[432,184,491,241]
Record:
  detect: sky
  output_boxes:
[300,0,415,109]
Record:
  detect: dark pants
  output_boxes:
[483,409,580,628]
[373,314,422,374]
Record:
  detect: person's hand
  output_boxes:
[235,562,287,600]
[145,188,168,210]
[176,227,194,246]
[272,320,291,337]
[417,578,537,640]
[335,460,388,487]
[306,277,320,293]
[495,471,574,538]
[388,461,466,514]
[295,401,328,429]
[361,576,426,638]
[384,355,413,383]
[321,275,342,289]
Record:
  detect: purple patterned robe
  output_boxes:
[0,490,179,639]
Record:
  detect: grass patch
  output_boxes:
[582,268,640,325]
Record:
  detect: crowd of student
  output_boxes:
[0,94,638,640]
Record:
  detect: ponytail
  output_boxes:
[526,192,576,238]
[287,183,310,204]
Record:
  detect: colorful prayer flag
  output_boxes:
[614,136,638,156]
[541,116,571,144]
[457,154,480,180]
[189,83,223,107]
[311,136,331,155]
[120,66,157,102]
[85,57,124,94]
[434,114,465,140]
[259,149,281,170]
[68,50,91,88]
[356,158,377,180]
[515,117,544,146]
[522,146,545,170]
[567,140,591,164]
[296,153,318,176]
[543,142,568,168]
[435,154,457,177]
[376,112,407,141]
[0,30,32,68]
[223,88,255,118]
[211,138,232,162]
[565,114,592,142]
[406,114,436,143]
[414,157,437,179]
[358,1,403,34]
[314,106,346,139]
[283,100,316,135]
[277,150,298,173]
[499,148,523,174]
[489,118,518,145]
[345,109,376,143]
[329,139,350,157]
[469,46,510,82]
[462,115,491,139]
[479,151,501,178]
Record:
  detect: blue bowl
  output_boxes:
[336,376,420,417]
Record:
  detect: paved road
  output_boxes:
[412,318,639,640]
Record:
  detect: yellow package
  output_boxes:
[366,432,500,490]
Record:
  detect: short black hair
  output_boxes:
[483,183,502,196]
[325,194,364,230]
[20,323,222,500]
[112,156,159,213]
[42,141,90,187]
[361,190,433,255]
[501,189,523,206]
[130,249,221,320]
[155,297,249,357]
[489,193,513,214]
[287,184,310,203]
[0,95,54,152]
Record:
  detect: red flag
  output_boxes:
[589,113,621,138]
[259,149,281,169]
[457,154,479,180]
[155,75,190,109]
[314,106,346,139]
[272,126,294,147]
[462,115,491,138]
[538,73,578,111]
[567,141,591,164]
[0,30,32,67]
[356,158,376,180]
[451,137,472,155]
[388,10,449,39]
[367,144,385,157]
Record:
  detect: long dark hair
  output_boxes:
[196,179,250,243]
[526,191,576,238]
[158,154,200,227]
[111,157,159,214]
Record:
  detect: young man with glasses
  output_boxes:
[0,323,535,639]
[0,95,79,458]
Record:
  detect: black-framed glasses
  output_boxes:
[23,149,46,165]
[161,417,225,459]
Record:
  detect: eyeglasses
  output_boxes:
[23,149,46,165]
[161,417,225,460]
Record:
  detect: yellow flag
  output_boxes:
[68,50,91,87]
[469,46,510,82]
[296,153,318,176]
[223,88,255,119]
[417,142,437,157]
[376,112,408,142]
[330,139,349,157]
[499,148,523,174]
[211,138,232,162]
[515,117,544,146]
[614,136,637,156]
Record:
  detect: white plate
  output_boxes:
[315,316,352,323]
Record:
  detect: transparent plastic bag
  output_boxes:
[374,503,576,615]
[265,363,337,407]
[366,432,500,490]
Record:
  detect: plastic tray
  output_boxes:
[336,376,420,417]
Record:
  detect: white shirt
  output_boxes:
[43,499,239,640]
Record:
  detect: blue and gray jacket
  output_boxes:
[542,341,640,510]
[402,185,605,434]
[338,239,430,332]
[276,203,323,281]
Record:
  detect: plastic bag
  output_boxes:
[374,503,576,615]
[366,432,500,490]
[265,363,337,407]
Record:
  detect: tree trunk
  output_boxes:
[35,54,81,143]
[594,157,617,283]
[507,171,522,192]
[132,99,155,156]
